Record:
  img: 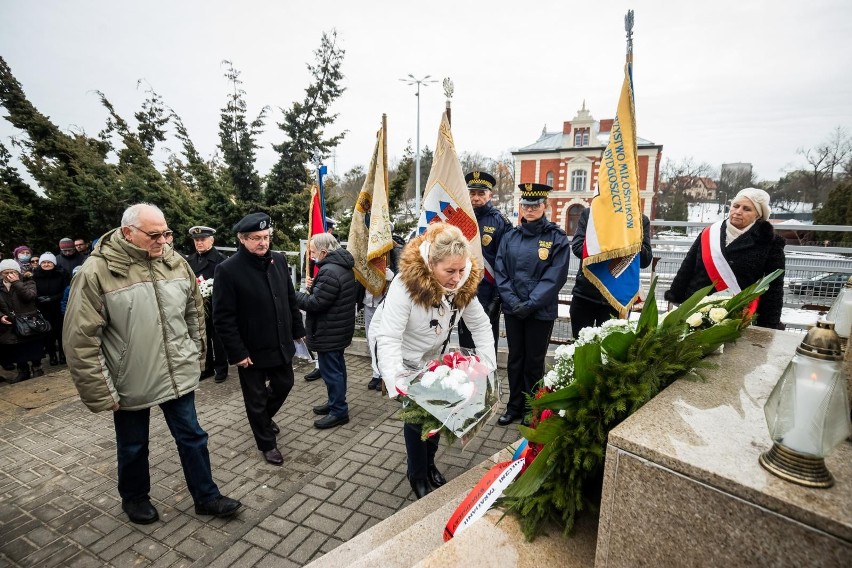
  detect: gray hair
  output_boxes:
[121,203,164,227]
[310,233,341,253]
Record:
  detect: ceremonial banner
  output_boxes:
[582,62,643,317]
[306,183,325,277]
[348,125,393,296]
[417,112,482,265]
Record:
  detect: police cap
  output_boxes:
[518,182,552,205]
[465,171,496,191]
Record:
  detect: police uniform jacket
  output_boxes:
[495,216,570,321]
[474,202,511,309]
[186,247,228,280]
[213,246,305,367]
[571,208,653,305]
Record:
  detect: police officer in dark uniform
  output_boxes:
[458,171,511,350]
[494,183,570,426]
[186,225,229,382]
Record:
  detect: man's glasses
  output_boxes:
[245,234,271,243]
[131,226,174,241]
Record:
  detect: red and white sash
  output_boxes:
[700,221,759,317]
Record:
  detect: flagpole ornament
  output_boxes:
[625,9,634,63]
[443,78,454,100]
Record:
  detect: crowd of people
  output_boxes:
[0,179,786,523]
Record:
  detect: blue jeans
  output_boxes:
[317,350,348,416]
[113,391,220,505]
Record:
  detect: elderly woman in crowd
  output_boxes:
[13,245,34,273]
[296,233,357,430]
[0,259,46,382]
[33,252,70,365]
[664,187,786,329]
[370,223,497,499]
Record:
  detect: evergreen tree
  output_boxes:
[0,142,45,253]
[134,82,170,157]
[813,180,852,244]
[266,30,346,248]
[218,60,266,205]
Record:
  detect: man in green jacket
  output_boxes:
[64,203,241,525]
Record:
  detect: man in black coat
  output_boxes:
[296,233,356,429]
[213,213,306,466]
[569,208,653,337]
[186,225,229,382]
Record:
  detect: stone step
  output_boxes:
[305,449,509,568]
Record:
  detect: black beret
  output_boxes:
[188,225,216,238]
[233,212,272,233]
[465,171,496,191]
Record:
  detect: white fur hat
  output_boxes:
[733,187,771,220]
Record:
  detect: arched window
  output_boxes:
[571,170,587,192]
[567,205,584,236]
[545,171,554,187]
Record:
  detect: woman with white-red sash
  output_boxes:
[664,187,786,329]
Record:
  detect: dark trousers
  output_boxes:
[403,422,440,482]
[504,314,554,416]
[569,296,617,338]
[457,306,500,351]
[204,316,227,373]
[317,349,348,417]
[237,364,294,451]
[113,391,220,505]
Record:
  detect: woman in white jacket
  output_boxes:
[371,223,497,499]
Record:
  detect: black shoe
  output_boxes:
[200,369,215,380]
[269,420,280,434]
[49,355,59,366]
[367,377,381,390]
[312,403,330,415]
[10,370,29,383]
[427,465,447,488]
[262,447,284,466]
[314,414,349,429]
[497,412,520,426]
[214,368,228,383]
[409,477,431,499]
[304,368,322,381]
[30,366,44,378]
[122,499,159,525]
[195,495,242,517]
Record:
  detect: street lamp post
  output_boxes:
[400,74,437,215]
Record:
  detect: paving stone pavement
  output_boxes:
[0,350,521,567]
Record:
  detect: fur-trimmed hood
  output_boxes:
[397,231,482,310]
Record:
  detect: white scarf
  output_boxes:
[725,220,754,247]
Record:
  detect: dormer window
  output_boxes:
[573,128,590,147]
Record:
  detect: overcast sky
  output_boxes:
[2,0,851,186]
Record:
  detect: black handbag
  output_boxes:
[11,310,52,338]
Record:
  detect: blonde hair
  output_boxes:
[424,223,470,264]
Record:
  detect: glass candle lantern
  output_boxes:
[825,276,852,342]
[760,321,851,488]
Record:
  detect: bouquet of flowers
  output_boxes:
[197,276,214,299]
[396,350,497,447]
[499,270,783,540]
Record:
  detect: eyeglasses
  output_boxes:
[131,225,174,241]
[520,203,544,211]
[245,234,271,243]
